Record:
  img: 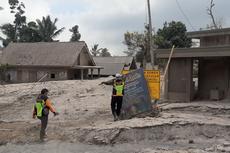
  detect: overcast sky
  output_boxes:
[0,0,229,55]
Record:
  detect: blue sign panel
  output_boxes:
[120,69,152,119]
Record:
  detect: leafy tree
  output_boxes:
[0,0,26,47]
[135,49,150,64]
[124,21,191,70]
[154,21,191,70]
[0,23,16,47]
[9,0,26,27]
[100,48,111,57]
[18,21,42,42]
[123,25,151,69]
[154,21,192,49]
[69,25,81,41]
[90,44,102,57]
[35,15,65,42]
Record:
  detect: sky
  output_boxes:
[0,0,230,56]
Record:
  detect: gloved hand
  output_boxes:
[54,112,59,116]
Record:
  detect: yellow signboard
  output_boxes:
[121,70,130,75]
[122,69,161,99]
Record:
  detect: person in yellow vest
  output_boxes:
[33,88,57,142]
[101,73,125,121]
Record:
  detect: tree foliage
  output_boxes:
[1,1,66,46]
[153,21,191,70]
[9,0,26,27]
[100,48,111,57]
[124,21,191,70]
[35,15,65,42]
[123,25,152,69]
[69,25,81,42]
[0,0,26,46]
[90,44,102,57]
[155,21,192,49]
[0,23,16,47]
[19,21,42,42]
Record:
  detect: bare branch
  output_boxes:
[206,0,218,29]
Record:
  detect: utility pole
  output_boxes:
[147,0,154,69]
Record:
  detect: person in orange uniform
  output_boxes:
[101,73,125,121]
[33,88,57,142]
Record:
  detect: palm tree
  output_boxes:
[35,15,65,42]
[100,48,111,57]
[90,44,102,57]
[0,23,16,47]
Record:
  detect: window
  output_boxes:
[51,74,55,79]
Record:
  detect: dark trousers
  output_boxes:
[111,96,123,116]
[37,116,48,132]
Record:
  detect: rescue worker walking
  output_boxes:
[101,73,125,121]
[33,88,57,142]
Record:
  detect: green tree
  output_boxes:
[69,25,81,41]
[90,44,101,57]
[100,48,111,57]
[35,15,65,42]
[154,21,192,49]
[19,21,42,42]
[10,0,26,27]
[0,23,15,47]
[123,25,151,69]
[154,21,191,70]
[0,0,26,47]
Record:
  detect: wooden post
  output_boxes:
[91,69,93,79]
[98,69,101,78]
[81,69,83,81]
[156,45,175,108]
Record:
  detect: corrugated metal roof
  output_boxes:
[91,56,136,75]
[0,42,89,67]
[93,56,134,64]
[92,63,125,75]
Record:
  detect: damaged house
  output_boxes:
[155,28,230,102]
[0,42,103,83]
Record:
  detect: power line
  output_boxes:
[175,0,196,31]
